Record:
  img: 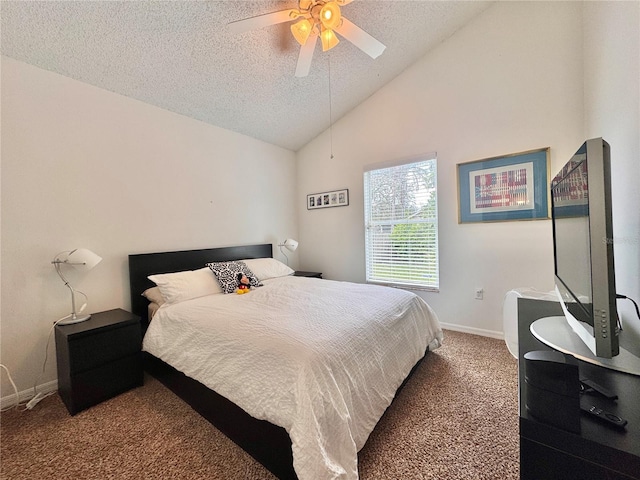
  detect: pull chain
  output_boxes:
[328,54,334,159]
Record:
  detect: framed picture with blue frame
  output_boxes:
[457,147,550,223]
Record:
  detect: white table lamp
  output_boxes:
[52,248,102,325]
[278,238,298,265]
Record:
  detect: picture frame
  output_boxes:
[307,188,349,210]
[456,147,550,223]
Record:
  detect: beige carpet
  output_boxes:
[1,330,519,479]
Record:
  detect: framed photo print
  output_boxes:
[307,188,349,210]
[457,147,550,223]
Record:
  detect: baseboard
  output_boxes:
[440,322,504,341]
[0,379,58,411]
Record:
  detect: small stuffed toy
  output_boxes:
[236,272,253,294]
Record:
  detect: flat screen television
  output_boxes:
[551,138,620,359]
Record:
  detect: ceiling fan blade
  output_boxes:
[228,9,298,35]
[295,32,318,77]
[335,17,386,59]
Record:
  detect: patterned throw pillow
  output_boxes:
[206,261,261,294]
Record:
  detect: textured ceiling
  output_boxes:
[1,1,492,151]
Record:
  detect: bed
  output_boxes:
[128,244,443,480]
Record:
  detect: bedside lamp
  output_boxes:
[52,248,102,325]
[278,238,298,265]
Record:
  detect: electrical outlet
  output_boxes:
[475,288,484,300]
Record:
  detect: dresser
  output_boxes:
[55,308,143,415]
[518,298,640,479]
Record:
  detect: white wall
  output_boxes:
[297,1,585,337]
[583,1,640,355]
[1,57,297,397]
[3,0,637,401]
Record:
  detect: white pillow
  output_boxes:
[242,257,294,281]
[142,286,166,306]
[148,267,222,304]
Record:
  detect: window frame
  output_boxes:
[363,154,439,292]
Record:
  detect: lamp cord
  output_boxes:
[0,311,79,412]
[0,251,93,411]
[31,315,72,401]
[0,365,22,412]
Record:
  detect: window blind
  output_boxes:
[363,155,439,290]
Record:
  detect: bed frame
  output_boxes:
[129,243,296,479]
[128,243,427,480]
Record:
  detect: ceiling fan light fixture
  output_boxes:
[321,27,339,52]
[291,18,313,45]
[320,2,341,30]
[229,0,386,77]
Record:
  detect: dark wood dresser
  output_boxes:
[518,298,640,479]
[55,308,143,415]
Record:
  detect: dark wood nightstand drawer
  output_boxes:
[64,354,143,414]
[66,323,140,374]
[293,271,322,279]
[55,309,143,415]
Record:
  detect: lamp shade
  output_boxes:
[282,238,299,252]
[291,18,313,45]
[321,27,339,52]
[319,2,341,30]
[67,248,102,271]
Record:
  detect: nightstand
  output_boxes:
[55,308,143,415]
[293,271,322,279]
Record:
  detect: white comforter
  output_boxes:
[143,276,443,480]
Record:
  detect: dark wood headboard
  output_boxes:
[128,243,273,324]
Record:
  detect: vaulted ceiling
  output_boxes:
[1,1,492,151]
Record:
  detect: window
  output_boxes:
[363,154,439,290]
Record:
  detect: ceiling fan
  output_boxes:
[228,0,386,77]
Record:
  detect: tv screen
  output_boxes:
[551,138,619,359]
